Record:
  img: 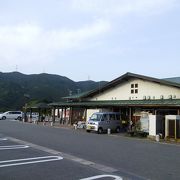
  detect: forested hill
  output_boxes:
[163,77,180,84]
[0,72,107,111]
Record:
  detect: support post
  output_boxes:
[154,109,157,115]
[38,108,41,122]
[175,120,177,140]
[57,108,60,118]
[64,107,67,124]
[129,107,132,131]
[177,109,180,115]
[70,107,73,125]
[61,108,64,124]
[129,107,132,122]
[52,107,55,123]
[84,108,87,122]
[24,103,28,122]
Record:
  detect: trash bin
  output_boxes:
[107,128,111,135]
[74,124,77,130]
[156,134,160,142]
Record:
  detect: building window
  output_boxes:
[131,83,138,94]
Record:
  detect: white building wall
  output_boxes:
[89,78,180,101]
[149,115,156,136]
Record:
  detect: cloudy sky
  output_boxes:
[0,0,180,81]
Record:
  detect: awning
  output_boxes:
[27,103,50,109]
[49,99,180,108]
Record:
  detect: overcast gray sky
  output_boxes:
[0,0,180,81]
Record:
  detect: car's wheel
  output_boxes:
[86,130,91,133]
[2,116,6,120]
[98,127,103,134]
[116,126,121,133]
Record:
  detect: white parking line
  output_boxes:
[0,145,29,150]
[0,138,7,141]
[7,137,147,179]
[0,156,63,168]
[80,174,123,180]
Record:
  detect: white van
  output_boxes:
[0,111,23,120]
[86,112,121,134]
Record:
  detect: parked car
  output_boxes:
[86,112,122,134]
[26,112,39,118]
[0,111,23,120]
[26,112,39,122]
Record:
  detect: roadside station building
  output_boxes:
[50,72,180,139]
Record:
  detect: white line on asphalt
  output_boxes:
[0,145,29,150]
[0,138,7,141]
[7,137,147,179]
[0,156,63,168]
[80,174,123,180]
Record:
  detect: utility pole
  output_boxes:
[15,65,18,72]
[23,94,30,122]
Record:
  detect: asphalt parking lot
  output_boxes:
[0,120,180,180]
[0,135,126,180]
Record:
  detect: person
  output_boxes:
[130,120,133,131]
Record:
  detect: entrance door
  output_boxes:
[169,120,175,138]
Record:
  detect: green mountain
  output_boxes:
[163,77,180,84]
[0,72,107,111]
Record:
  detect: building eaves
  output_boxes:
[49,99,180,108]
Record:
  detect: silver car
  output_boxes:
[0,111,23,120]
[86,112,121,134]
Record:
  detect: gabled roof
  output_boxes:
[78,72,180,99]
